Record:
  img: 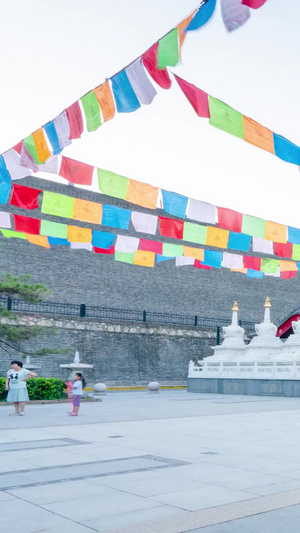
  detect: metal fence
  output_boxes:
[0,295,256,334]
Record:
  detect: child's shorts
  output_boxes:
[73,395,81,407]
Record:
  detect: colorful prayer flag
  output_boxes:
[159,216,184,239]
[65,101,84,139]
[208,96,244,139]
[161,190,188,218]
[13,215,41,235]
[0,211,11,228]
[2,149,30,180]
[273,243,292,258]
[243,256,261,271]
[242,0,268,8]
[279,260,298,272]
[26,234,50,248]
[80,91,102,131]
[220,0,250,32]
[115,235,139,253]
[32,129,51,163]
[288,227,300,245]
[243,116,275,154]
[59,157,94,186]
[265,221,287,244]
[94,81,116,122]
[97,168,129,199]
[261,258,279,273]
[139,239,163,254]
[23,135,40,165]
[111,70,141,113]
[173,74,210,118]
[134,250,155,267]
[252,237,273,254]
[162,243,184,257]
[44,121,62,155]
[131,212,157,235]
[217,207,242,233]
[40,220,68,239]
[67,225,92,243]
[183,246,204,261]
[158,29,179,69]
[186,0,217,30]
[206,226,229,248]
[102,205,131,230]
[73,198,102,224]
[94,245,115,254]
[54,111,72,149]
[115,251,135,264]
[228,232,251,252]
[92,231,116,249]
[242,214,265,238]
[183,222,207,244]
[202,250,222,268]
[125,58,157,105]
[10,184,41,210]
[187,198,216,224]
[126,179,159,209]
[142,43,171,89]
[42,191,74,219]
[273,133,300,166]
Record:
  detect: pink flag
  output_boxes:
[142,43,171,89]
[66,101,84,139]
[242,0,267,8]
[20,144,38,172]
[221,0,250,32]
[59,157,94,186]
[174,74,210,117]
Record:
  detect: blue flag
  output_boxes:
[111,70,141,113]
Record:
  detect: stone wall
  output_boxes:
[0,314,217,386]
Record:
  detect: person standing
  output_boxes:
[6,360,37,416]
[68,372,85,416]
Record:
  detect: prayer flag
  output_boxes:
[65,101,84,139]
[23,135,40,164]
[243,256,261,271]
[183,222,207,244]
[0,155,11,204]
[174,74,210,118]
[261,258,279,273]
[126,58,157,105]
[111,70,141,113]
[20,144,38,171]
[231,268,247,274]
[279,260,298,272]
[186,0,217,30]
[48,237,70,245]
[59,157,94,186]
[217,207,242,233]
[242,214,265,238]
[274,243,293,258]
[176,256,195,266]
[134,250,155,267]
[71,242,93,251]
[115,251,135,264]
[288,227,300,245]
[73,198,102,224]
[102,205,131,230]
[178,11,197,48]
[156,254,174,263]
[10,184,41,210]
[80,91,102,131]
[42,191,74,219]
[26,234,50,248]
[131,212,157,235]
[2,149,30,180]
[54,111,72,149]
[67,225,92,243]
[243,116,274,154]
[222,252,244,269]
[14,142,22,155]
[187,198,216,224]
[32,129,51,163]
[242,0,268,8]
[94,245,115,254]
[126,179,159,209]
[1,230,26,239]
[161,190,188,218]
[220,0,250,32]
[14,215,41,235]
[281,271,297,280]
[247,269,263,278]
[94,81,116,122]
[206,226,229,248]
[158,29,179,69]
[142,43,171,89]
[273,133,300,166]
[40,220,68,239]
[162,243,183,257]
[44,120,62,155]
[194,261,211,270]
[252,237,273,254]
[292,245,300,261]
[228,232,251,252]
[208,96,244,139]
[92,231,116,249]
[115,235,139,253]
[202,250,222,268]
[97,168,129,199]
[37,155,59,174]
[0,211,11,228]
[265,221,287,244]
[159,216,184,239]
[140,239,163,254]
[183,246,204,261]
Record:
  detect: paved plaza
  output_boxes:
[1,390,300,532]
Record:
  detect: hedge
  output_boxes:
[0,377,67,401]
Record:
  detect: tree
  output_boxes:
[0,274,62,358]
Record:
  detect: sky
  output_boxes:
[0,0,300,226]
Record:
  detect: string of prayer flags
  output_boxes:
[186,0,217,31]
[125,179,159,209]
[91,230,116,249]
[101,205,131,230]
[157,29,179,70]
[159,216,184,239]
[131,212,157,235]
[173,74,210,117]
[125,58,157,105]
[73,198,102,224]
[134,250,155,267]
[59,157,94,186]
[9,184,41,210]
[93,82,116,122]
[14,214,41,235]
[97,168,129,199]
[42,191,75,219]
[80,91,102,132]
[111,70,141,113]
[66,101,84,139]
[217,207,242,233]
[142,44,172,89]
[161,190,188,218]
[220,0,250,33]
[2,149,30,180]
[227,232,251,252]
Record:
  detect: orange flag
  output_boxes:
[178,10,197,49]
[25,234,50,248]
[94,82,115,122]
[73,198,102,224]
[279,260,298,272]
[206,226,229,248]
[243,116,275,154]
[32,129,51,163]
[265,221,287,244]
[67,225,92,243]
[134,250,155,267]
[183,246,204,261]
[126,179,159,209]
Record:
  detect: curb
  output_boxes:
[1,398,102,405]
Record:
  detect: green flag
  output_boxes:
[208,96,244,139]
[292,244,300,261]
[42,191,75,219]
[183,222,207,244]
[115,251,134,264]
[158,29,179,69]
[261,258,279,273]
[1,230,26,239]
[97,168,129,199]
[163,243,183,257]
[81,91,102,132]
[23,135,40,164]
[242,215,266,238]
[40,220,68,239]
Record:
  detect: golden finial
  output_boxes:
[232,301,239,311]
[264,297,271,308]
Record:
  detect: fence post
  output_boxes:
[216,326,221,345]
[7,297,12,311]
[143,310,147,323]
[79,304,86,318]
[194,315,198,326]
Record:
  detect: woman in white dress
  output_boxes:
[6,360,37,416]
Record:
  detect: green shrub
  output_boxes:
[0,377,67,401]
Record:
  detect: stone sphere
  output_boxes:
[93,382,107,393]
[148,381,160,392]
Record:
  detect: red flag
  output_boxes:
[94,246,115,255]
[274,242,293,259]
[140,239,163,254]
[281,271,297,280]
[242,0,267,8]
[142,44,171,89]
[159,216,184,239]
[59,157,94,186]
[217,207,242,233]
[13,214,41,235]
[243,256,261,271]
[174,74,210,118]
[194,260,211,270]
[10,184,41,210]
[13,142,23,155]
[66,101,84,139]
